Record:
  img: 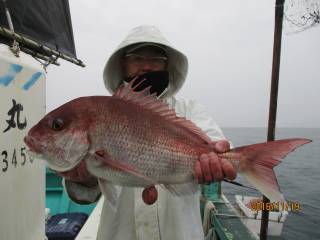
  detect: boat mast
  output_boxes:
[260,0,285,239]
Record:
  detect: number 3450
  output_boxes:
[1,147,34,172]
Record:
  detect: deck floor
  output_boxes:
[76,194,258,240]
[209,195,258,240]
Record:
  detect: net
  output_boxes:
[284,0,320,34]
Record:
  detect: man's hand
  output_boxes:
[194,140,236,184]
[56,161,98,187]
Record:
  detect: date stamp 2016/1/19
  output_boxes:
[248,200,301,212]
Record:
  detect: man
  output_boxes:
[62,25,236,240]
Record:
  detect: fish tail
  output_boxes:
[229,138,311,203]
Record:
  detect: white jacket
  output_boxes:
[64,25,226,240]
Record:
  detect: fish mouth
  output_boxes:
[24,135,45,161]
[24,135,42,154]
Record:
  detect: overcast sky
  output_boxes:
[46,0,320,128]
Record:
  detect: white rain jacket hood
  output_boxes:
[103,25,188,98]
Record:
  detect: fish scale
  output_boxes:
[82,97,205,186]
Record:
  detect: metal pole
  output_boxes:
[260,0,285,239]
[0,26,85,67]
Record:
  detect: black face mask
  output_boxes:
[124,71,169,97]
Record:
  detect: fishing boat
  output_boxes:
[0,1,88,239]
[235,195,288,236]
[0,0,304,240]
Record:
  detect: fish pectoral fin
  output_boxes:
[94,150,157,185]
[98,178,121,210]
[164,182,199,196]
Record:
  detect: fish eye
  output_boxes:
[52,118,64,131]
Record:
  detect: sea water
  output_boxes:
[221,128,320,240]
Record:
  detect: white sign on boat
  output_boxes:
[0,44,46,240]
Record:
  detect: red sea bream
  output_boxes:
[24,80,311,205]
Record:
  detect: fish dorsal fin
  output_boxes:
[113,79,212,144]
